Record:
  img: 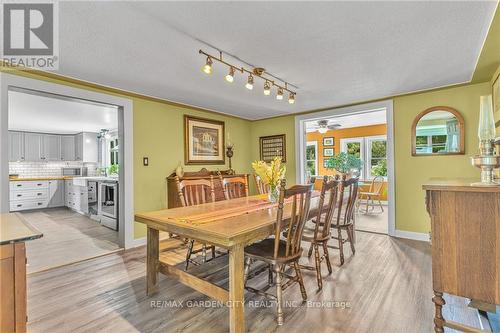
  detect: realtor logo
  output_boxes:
[1,1,59,69]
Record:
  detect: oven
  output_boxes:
[98,181,118,230]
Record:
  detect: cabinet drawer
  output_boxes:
[10,189,49,201]
[10,200,49,211]
[10,181,49,190]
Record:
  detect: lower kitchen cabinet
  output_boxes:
[48,180,64,208]
[9,181,50,212]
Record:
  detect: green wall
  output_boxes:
[249,82,490,234]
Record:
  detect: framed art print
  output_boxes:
[323,148,335,157]
[323,137,334,146]
[184,115,225,164]
[260,134,286,162]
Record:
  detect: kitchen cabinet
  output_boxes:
[48,180,64,207]
[60,135,75,161]
[9,180,50,212]
[75,132,98,163]
[64,180,88,214]
[23,133,43,161]
[75,133,83,161]
[42,134,61,161]
[8,131,24,162]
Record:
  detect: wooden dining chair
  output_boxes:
[254,174,270,194]
[330,175,359,266]
[300,176,339,290]
[243,178,314,326]
[174,176,216,270]
[358,176,384,213]
[221,175,249,200]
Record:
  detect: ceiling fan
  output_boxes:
[312,120,341,134]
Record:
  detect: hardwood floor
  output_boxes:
[20,208,121,274]
[355,207,388,234]
[27,232,481,332]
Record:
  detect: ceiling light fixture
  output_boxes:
[245,74,254,90]
[225,67,235,83]
[198,49,297,104]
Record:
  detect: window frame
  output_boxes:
[340,135,387,180]
[366,135,387,180]
[305,140,318,177]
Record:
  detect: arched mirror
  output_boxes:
[411,106,465,156]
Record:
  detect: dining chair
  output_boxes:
[300,175,339,290]
[243,178,314,326]
[221,174,249,199]
[330,175,359,266]
[254,174,270,194]
[174,176,216,270]
[357,176,384,213]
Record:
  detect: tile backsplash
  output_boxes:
[9,161,99,177]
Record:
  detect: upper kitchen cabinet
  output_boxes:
[24,132,44,161]
[8,131,25,162]
[75,132,98,163]
[61,135,76,161]
[42,134,61,161]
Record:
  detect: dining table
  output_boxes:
[135,193,322,333]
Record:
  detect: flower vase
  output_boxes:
[268,186,279,203]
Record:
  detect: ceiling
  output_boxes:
[54,2,497,120]
[8,90,118,134]
[305,110,386,133]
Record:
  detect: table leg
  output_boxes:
[229,244,245,333]
[147,227,159,295]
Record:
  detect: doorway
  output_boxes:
[295,100,395,236]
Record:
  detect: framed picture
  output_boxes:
[323,159,330,168]
[323,148,335,157]
[184,115,225,165]
[260,134,286,162]
[323,137,334,146]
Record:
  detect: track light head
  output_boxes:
[225,67,235,83]
[245,74,254,90]
[264,81,271,95]
[202,57,213,74]
[288,93,295,104]
[276,87,284,100]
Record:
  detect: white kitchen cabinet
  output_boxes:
[42,134,61,161]
[48,180,64,207]
[61,135,75,161]
[75,132,98,162]
[24,132,43,161]
[75,133,83,161]
[9,180,50,212]
[64,180,88,214]
[8,131,24,162]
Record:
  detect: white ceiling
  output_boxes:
[8,90,118,134]
[305,109,386,132]
[54,2,497,120]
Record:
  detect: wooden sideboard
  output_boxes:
[423,179,500,333]
[166,168,249,208]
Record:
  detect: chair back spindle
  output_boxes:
[312,176,340,241]
[221,175,249,200]
[175,176,215,207]
[254,174,270,194]
[335,175,359,227]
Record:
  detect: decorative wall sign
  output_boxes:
[323,148,335,157]
[323,137,334,146]
[184,115,225,164]
[259,134,286,162]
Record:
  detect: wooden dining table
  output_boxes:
[135,193,321,333]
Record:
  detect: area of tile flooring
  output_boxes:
[19,207,121,274]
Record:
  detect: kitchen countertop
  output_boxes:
[9,176,74,181]
[0,213,43,245]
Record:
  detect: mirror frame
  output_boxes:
[411,106,465,156]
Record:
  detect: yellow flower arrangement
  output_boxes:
[252,157,286,188]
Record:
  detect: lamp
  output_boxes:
[226,142,235,175]
[471,95,500,185]
[225,67,235,83]
[202,57,213,74]
[264,81,271,95]
[245,74,254,90]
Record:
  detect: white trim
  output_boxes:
[0,73,135,249]
[295,100,396,237]
[132,237,147,248]
[393,230,430,242]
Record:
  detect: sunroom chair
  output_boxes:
[358,176,384,213]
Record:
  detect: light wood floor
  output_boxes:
[20,208,121,274]
[355,208,388,234]
[26,232,482,332]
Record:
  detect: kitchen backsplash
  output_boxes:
[9,161,99,177]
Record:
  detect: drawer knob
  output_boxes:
[17,204,22,207]
[37,202,43,205]
[17,194,22,197]
[37,193,42,196]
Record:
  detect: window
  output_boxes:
[305,141,317,177]
[415,134,447,154]
[341,135,387,179]
[109,136,119,165]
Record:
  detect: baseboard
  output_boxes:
[392,230,430,242]
[132,237,146,248]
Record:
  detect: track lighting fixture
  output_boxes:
[245,74,254,90]
[198,49,297,104]
[225,67,235,83]
[264,81,271,95]
[276,88,284,100]
[202,56,213,74]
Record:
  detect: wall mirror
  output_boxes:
[411,106,465,156]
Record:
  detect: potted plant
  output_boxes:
[252,157,286,203]
[324,152,362,177]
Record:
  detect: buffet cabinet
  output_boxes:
[423,179,500,333]
[166,168,248,208]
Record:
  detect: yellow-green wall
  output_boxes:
[250,82,490,234]
[1,69,252,239]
